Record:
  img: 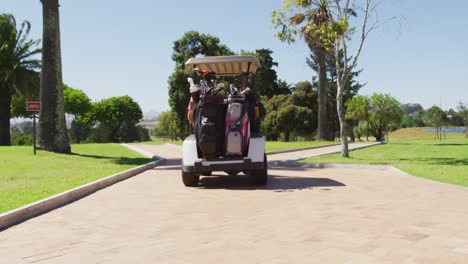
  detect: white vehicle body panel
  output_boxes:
[182,135,265,167]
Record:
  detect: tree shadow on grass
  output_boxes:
[388,142,413,145]
[70,153,152,166]
[114,157,152,165]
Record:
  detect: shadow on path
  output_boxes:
[153,158,182,171]
[198,174,345,191]
[151,157,346,191]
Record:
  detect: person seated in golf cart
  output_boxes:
[234,72,260,133]
[187,71,216,125]
[187,72,260,133]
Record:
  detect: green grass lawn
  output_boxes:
[0,144,151,213]
[302,128,468,187]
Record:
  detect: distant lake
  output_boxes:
[425,127,466,133]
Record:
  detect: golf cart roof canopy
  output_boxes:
[185,55,260,76]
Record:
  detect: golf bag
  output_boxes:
[195,93,226,159]
[225,95,250,156]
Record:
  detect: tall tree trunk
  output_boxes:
[366,121,369,141]
[284,130,290,142]
[349,120,355,142]
[39,0,70,153]
[336,84,348,157]
[0,87,12,146]
[316,51,329,141]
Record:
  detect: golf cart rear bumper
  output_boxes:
[182,158,264,173]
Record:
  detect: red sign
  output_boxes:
[26,101,41,111]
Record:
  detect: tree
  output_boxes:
[279,0,379,155]
[242,49,285,98]
[93,96,143,142]
[274,104,314,141]
[69,119,91,144]
[327,0,378,156]
[345,95,369,140]
[0,14,41,145]
[262,94,287,140]
[292,81,312,93]
[262,111,280,140]
[367,94,404,141]
[277,79,293,94]
[308,49,364,140]
[345,95,369,121]
[262,87,317,141]
[62,84,93,143]
[457,102,468,138]
[272,0,333,141]
[424,106,448,140]
[63,84,92,117]
[289,88,318,111]
[401,113,425,128]
[354,121,370,141]
[346,94,404,141]
[171,31,232,66]
[402,103,424,116]
[277,105,299,141]
[155,111,178,140]
[168,31,233,139]
[39,0,70,153]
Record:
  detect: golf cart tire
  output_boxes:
[251,153,268,185]
[182,171,200,187]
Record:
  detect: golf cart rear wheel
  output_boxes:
[182,171,199,187]
[251,153,268,185]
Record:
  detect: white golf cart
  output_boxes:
[181,55,267,187]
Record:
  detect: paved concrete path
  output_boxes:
[1,143,468,263]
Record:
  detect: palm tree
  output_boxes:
[39,0,70,153]
[0,14,41,146]
[283,0,333,140]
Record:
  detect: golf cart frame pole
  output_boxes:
[241,62,251,88]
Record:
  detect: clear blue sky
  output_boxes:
[3,0,468,113]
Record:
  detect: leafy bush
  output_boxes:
[353,121,371,141]
[84,123,150,143]
[69,119,92,143]
[85,124,113,143]
[11,133,33,146]
[154,111,179,140]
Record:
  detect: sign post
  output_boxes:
[26,101,41,155]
